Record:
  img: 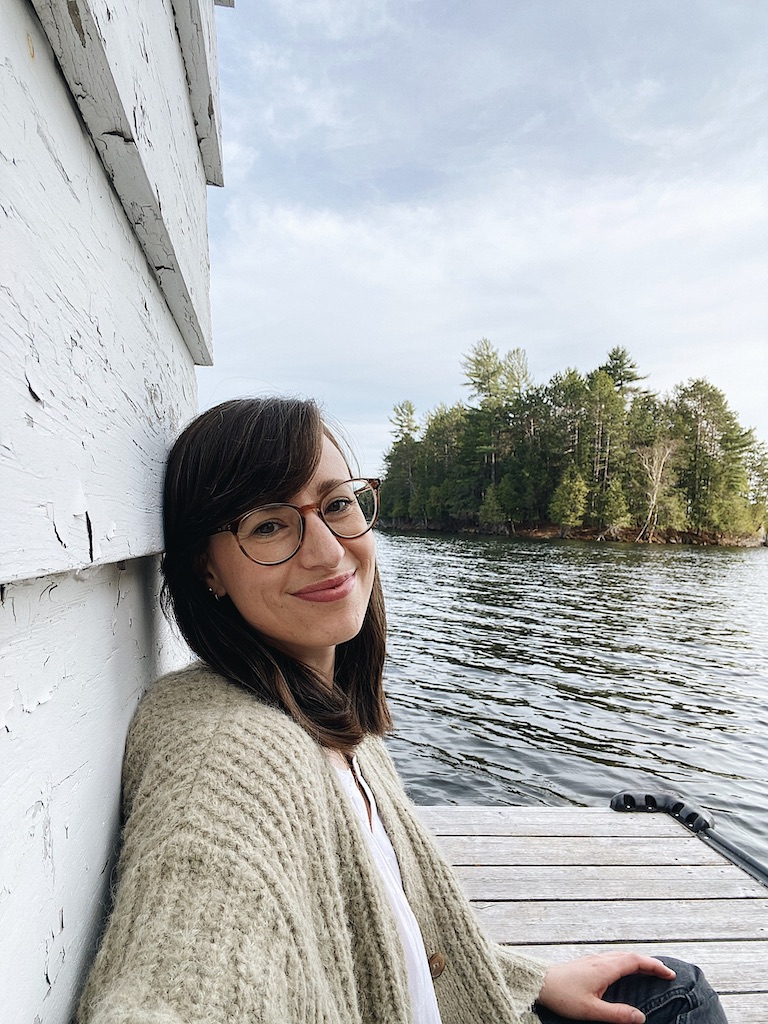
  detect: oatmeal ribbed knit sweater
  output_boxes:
[77,664,546,1024]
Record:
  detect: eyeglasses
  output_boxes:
[212,478,380,565]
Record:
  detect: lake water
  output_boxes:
[377,531,768,872]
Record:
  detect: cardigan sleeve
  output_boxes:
[76,669,352,1024]
[76,667,412,1024]
[76,829,324,1024]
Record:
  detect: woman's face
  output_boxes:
[201,436,377,682]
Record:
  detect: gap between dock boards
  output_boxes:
[417,806,768,1024]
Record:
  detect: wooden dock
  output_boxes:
[418,806,768,1024]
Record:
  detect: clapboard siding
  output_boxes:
[0,1,227,1020]
[1,0,200,583]
[172,0,225,185]
[30,0,216,365]
[0,560,190,1022]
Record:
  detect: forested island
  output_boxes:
[380,342,768,545]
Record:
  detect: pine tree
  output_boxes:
[549,465,588,538]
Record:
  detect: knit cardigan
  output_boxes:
[77,664,547,1024]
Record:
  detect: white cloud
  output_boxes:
[204,0,768,470]
[266,0,396,40]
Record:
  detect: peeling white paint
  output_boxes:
[0,0,226,1019]
[1,0,205,584]
[0,560,189,1021]
[28,0,220,365]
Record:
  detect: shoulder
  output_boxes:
[123,662,322,815]
[131,662,308,749]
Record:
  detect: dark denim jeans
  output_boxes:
[536,958,728,1024]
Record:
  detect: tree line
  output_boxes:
[380,342,768,543]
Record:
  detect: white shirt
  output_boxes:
[330,753,443,1024]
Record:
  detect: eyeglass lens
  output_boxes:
[236,480,377,564]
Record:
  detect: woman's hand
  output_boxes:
[537,952,677,1023]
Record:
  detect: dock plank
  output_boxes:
[435,834,725,866]
[503,941,765,992]
[720,994,768,1024]
[473,897,768,943]
[453,864,767,900]
[418,806,768,1022]
[420,805,687,837]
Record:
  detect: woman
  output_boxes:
[77,397,726,1024]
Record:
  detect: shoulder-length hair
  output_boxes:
[161,396,390,752]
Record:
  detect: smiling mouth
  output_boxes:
[293,571,356,602]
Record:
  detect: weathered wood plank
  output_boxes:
[0,560,189,1023]
[719,994,768,1024]
[454,864,767,900]
[472,897,768,944]
[502,941,767,993]
[171,0,225,186]
[418,806,768,1020]
[1,0,198,582]
[420,805,685,837]
[434,834,725,866]
[31,0,214,364]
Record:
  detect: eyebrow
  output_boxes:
[314,476,351,494]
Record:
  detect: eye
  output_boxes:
[239,508,295,541]
[251,519,284,537]
[324,495,354,516]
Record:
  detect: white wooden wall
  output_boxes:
[0,1,229,1019]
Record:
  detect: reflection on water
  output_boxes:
[377,532,768,869]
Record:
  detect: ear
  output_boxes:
[194,548,225,599]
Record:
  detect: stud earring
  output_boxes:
[208,587,220,602]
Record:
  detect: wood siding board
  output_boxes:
[1,0,198,582]
[0,560,189,1023]
[30,0,214,365]
[171,0,225,186]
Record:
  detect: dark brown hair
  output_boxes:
[161,396,390,751]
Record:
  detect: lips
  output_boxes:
[292,571,356,603]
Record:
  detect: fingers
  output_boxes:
[585,1000,646,1024]
[621,954,677,980]
[537,952,678,1022]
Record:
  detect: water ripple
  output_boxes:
[377,532,768,869]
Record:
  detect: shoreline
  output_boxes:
[377,521,768,548]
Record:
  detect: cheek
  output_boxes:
[356,537,377,592]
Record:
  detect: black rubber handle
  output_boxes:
[610,790,714,833]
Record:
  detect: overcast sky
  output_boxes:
[199,0,768,474]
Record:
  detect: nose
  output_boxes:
[296,509,346,567]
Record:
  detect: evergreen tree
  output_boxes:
[549,465,588,537]
[379,351,762,542]
[479,483,507,528]
[672,380,753,534]
[598,346,647,393]
[461,338,504,404]
[746,441,768,534]
[380,401,421,521]
[584,369,627,525]
[597,477,630,535]
[501,347,533,398]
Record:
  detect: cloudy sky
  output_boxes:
[199,0,768,474]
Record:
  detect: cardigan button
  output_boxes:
[428,952,447,979]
